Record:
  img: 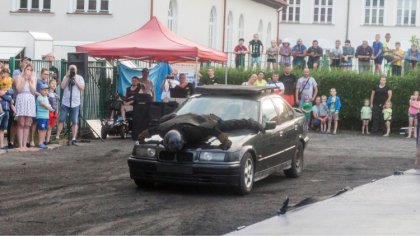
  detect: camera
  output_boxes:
[69,68,76,86]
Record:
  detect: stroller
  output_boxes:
[101,93,133,139]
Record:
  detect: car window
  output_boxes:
[176,96,259,121]
[261,99,278,124]
[272,97,294,123]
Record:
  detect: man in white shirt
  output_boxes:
[56,65,85,145]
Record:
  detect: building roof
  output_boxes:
[252,0,288,9]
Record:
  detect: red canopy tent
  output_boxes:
[76,16,227,63]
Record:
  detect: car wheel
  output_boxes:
[237,152,254,195]
[284,142,304,178]
[101,127,107,139]
[134,179,154,188]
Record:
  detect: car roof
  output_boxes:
[195,85,274,98]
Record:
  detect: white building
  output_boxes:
[279,0,420,50]
[0,0,286,60]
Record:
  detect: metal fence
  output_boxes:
[9,58,116,127]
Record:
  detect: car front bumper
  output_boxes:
[127,157,241,186]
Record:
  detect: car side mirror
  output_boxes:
[265,121,277,130]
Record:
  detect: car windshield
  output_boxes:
[176,96,259,121]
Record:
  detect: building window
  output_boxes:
[168,0,178,32]
[15,0,52,12]
[74,0,110,13]
[397,0,417,26]
[282,0,301,22]
[266,22,272,47]
[238,14,244,39]
[313,0,333,24]
[226,11,233,52]
[258,19,264,43]
[209,7,217,49]
[365,0,385,25]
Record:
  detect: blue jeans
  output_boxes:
[59,105,80,124]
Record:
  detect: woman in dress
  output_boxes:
[15,63,36,150]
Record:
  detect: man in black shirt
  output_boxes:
[279,63,297,106]
[356,41,373,73]
[370,76,392,134]
[307,40,323,71]
[199,67,222,85]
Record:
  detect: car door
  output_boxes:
[272,97,297,163]
[255,98,283,170]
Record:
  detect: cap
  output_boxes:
[22,56,32,62]
[40,84,49,90]
[282,39,290,44]
[142,68,149,72]
[304,95,310,100]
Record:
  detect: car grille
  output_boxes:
[159,151,194,162]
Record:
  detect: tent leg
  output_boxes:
[195,57,199,86]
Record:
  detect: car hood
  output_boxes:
[144,130,256,151]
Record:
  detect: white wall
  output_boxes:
[279,0,420,51]
[0,0,150,42]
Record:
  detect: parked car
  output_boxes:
[127,85,309,194]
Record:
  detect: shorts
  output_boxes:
[374,57,383,65]
[283,94,294,107]
[319,115,327,120]
[0,111,9,130]
[328,112,339,121]
[409,114,417,119]
[37,118,49,131]
[267,58,277,63]
[251,56,261,64]
[49,111,58,127]
[384,55,393,63]
[307,59,320,68]
[59,105,80,124]
[331,59,341,68]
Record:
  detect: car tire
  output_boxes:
[237,152,254,195]
[101,127,107,139]
[284,142,304,178]
[134,179,154,188]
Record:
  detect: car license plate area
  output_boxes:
[157,165,193,174]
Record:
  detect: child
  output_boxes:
[249,34,263,69]
[361,99,372,135]
[319,95,329,133]
[302,95,312,130]
[383,101,392,137]
[46,79,60,144]
[327,88,341,135]
[0,89,14,149]
[36,84,54,149]
[266,40,279,71]
[408,92,420,138]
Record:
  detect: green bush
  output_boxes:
[200,67,420,130]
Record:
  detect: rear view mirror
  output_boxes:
[265,121,277,130]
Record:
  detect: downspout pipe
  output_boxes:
[150,0,154,20]
[345,0,350,40]
[222,0,227,52]
[277,7,283,44]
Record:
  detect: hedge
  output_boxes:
[200,67,420,130]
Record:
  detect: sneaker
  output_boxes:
[38,143,48,149]
[71,140,78,146]
[26,143,31,148]
[8,143,14,149]
[44,141,49,145]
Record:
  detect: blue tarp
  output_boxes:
[118,62,171,101]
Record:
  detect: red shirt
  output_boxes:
[234,45,248,61]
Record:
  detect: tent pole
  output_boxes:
[224,62,228,85]
[195,57,199,86]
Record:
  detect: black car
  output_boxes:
[128,85,309,194]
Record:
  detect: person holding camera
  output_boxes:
[55,65,85,145]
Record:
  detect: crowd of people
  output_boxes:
[0,55,85,151]
[230,63,418,138]
[233,33,420,76]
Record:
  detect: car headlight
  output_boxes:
[199,152,226,162]
[132,146,157,159]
